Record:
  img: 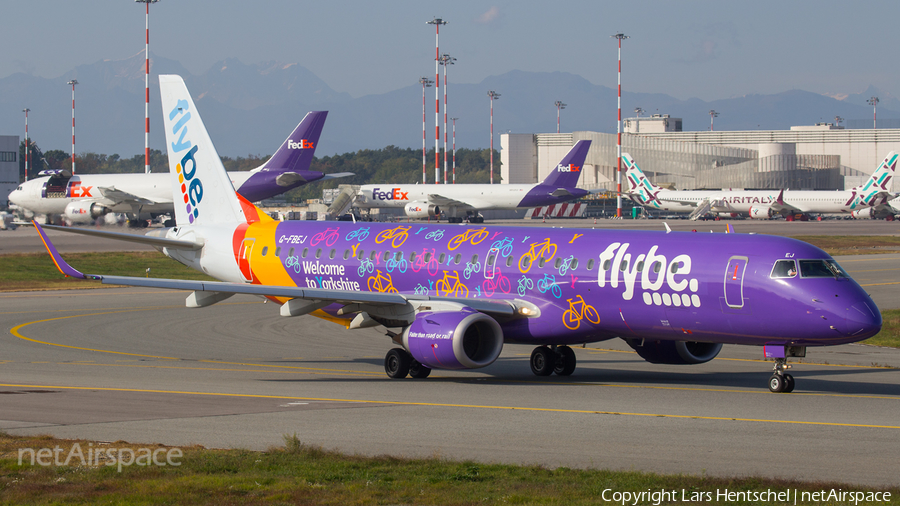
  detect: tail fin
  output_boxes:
[539,140,591,187]
[235,111,328,202]
[851,151,897,195]
[160,74,245,226]
[622,153,663,208]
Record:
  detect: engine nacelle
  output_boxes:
[625,339,722,365]
[402,308,503,370]
[851,207,895,220]
[64,201,111,222]
[748,205,775,220]
[404,202,440,219]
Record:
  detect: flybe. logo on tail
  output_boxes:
[557,164,580,172]
[288,139,315,149]
[168,100,203,224]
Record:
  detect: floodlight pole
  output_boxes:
[709,110,719,131]
[488,90,501,184]
[451,117,458,184]
[868,97,879,129]
[67,79,78,175]
[611,32,628,218]
[419,77,433,184]
[555,101,566,134]
[136,0,159,173]
[22,108,30,182]
[427,17,447,183]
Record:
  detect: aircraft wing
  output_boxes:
[426,193,475,209]
[34,221,522,319]
[320,172,355,181]
[98,186,170,206]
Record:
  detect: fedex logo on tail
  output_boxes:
[288,139,315,150]
[557,163,580,173]
[168,100,203,224]
[372,188,410,201]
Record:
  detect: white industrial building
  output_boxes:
[0,135,19,206]
[501,121,900,192]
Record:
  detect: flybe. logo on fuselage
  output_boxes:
[168,99,202,224]
[557,163,580,172]
[288,139,315,150]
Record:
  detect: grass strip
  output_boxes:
[1,433,896,505]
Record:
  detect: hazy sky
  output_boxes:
[2,0,898,101]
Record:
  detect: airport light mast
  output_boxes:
[451,117,458,184]
[440,53,456,185]
[419,77,433,184]
[835,116,844,127]
[427,17,447,183]
[634,107,644,117]
[611,32,629,218]
[709,109,719,131]
[67,79,78,175]
[488,90,500,184]
[555,101,566,134]
[136,0,158,173]
[868,97,879,129]
[22,108,30,182]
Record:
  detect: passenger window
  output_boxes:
[275,247,281,257]
[506,256,514,267]
[471,254,479,265]
[315,248,323,259]
[602,259,611,271]
[409,251,417,262]
[424,252,432,262]
[571,258,579,270]
[554,258,562,269]
[538,257,546,268]
[289,247,295,257]
[357,249,365,260]
[586,259,594,270]
[329,249,336,259]
[383,251,391,262]
[301,247,308,258]
[636,260,643,271]
[455,254,462,265]
[619,259,628,271]
[395,251,403,261]
[343,250,351,260]
[438,253,446,263]
[770,259,797,278]
[261,246,268,256]
[653,262,661,273]
[369,251,376,261]
[670,261,679,274]
[488,254,496,266]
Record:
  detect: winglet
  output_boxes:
[33,221,91,279]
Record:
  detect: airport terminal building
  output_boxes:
[501,118,900,193]
[0,135,18,207]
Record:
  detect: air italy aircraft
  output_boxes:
[35,74,882,393]
[343,140,592,223]
[624,152,897,221]
[9,110,351,227]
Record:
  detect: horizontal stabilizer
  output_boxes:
[40,224,203,251]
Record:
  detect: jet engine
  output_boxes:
[402,308,503,369]
[404,202,440,219]
[851,207,896,220]
[748,206,775,220]
[625,339,722,365]
[64,201,111,222]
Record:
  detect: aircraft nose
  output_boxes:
[845,300,882,340]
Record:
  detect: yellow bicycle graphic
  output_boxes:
[435,270,469,297]
[367,270,399,293]
[518,238,557,273]
[562,295,600,330]
[374,226,411,248]
[447,227,489,250]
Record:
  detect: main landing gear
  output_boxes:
[530,345,577,377]
[768,357,795,393]
[384,348,431,379]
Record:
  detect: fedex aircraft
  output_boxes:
[9,110,351,227]
[347,141,592,223]
[35,75,882,394]
[624,152,897,221]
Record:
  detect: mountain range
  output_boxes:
[2,52,899,158]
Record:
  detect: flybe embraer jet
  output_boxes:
[36,75,882,394]
[624,153,897,221]
[10,110,351,227]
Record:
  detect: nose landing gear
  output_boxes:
[768,357,795,393]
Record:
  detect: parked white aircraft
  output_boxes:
[339,141,591,223]
[8,110,350,227]
[624,152,897,221]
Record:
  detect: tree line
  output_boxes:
[18,141,497,203]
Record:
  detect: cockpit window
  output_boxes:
[16,186,22,191]
[798,259,848,279]
[770,259,797,278]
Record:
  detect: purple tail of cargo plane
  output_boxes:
[235,111,353,202]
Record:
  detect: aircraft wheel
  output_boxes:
[782,373,795,393]
[409,359,431,379]
[530,346,555,376]
[768,374,785,393]
[384,348,411,379]
[553,346,577,376]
